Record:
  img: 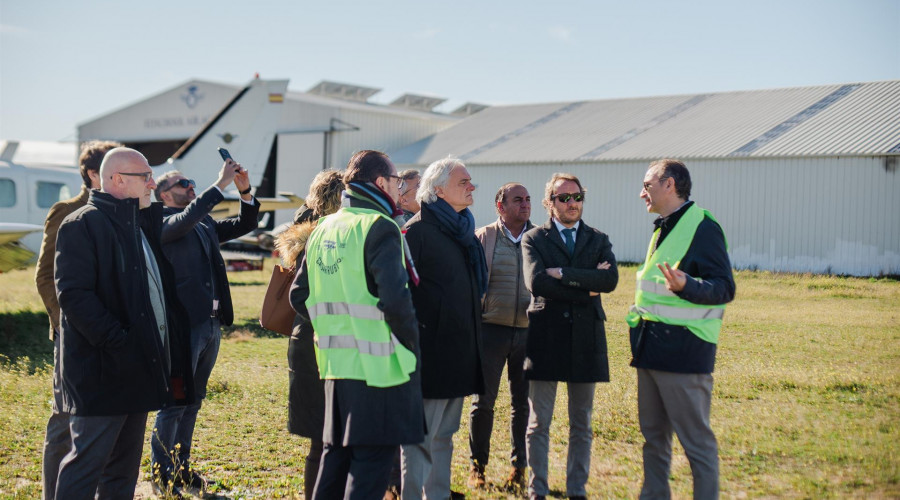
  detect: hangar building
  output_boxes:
[390,80,900,276]
[78,78,467,226]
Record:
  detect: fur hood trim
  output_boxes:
[275,221,316,267]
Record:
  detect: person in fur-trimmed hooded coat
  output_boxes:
[275,169,345,500]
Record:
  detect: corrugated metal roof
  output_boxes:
[390,80,900,165]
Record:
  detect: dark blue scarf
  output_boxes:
[423,198,488,297]
[346,182,420,286]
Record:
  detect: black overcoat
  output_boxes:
[55,192,194,415]
[522,219,618,382]
[403,205,485,400]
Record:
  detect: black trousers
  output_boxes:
[313,443,395,500]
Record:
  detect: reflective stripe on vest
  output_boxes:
[305,207,417,388]
[630,303,725,321]
[316,332,405,357]
[308,302,385,322]
[625,204,727,344]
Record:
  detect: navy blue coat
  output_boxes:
[630,201,736,374]
[160,187,260,327]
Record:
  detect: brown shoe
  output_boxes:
[383,484,400,500]
[467,463,486,490]
[502,466,526,492]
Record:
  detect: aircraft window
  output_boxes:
[0,179,14,207]
[36,182,69,208]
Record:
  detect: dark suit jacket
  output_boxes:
[522,219,618,382]
[35,186,90,339]
[161,187,260,327]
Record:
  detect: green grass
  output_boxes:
[0,262,898,498]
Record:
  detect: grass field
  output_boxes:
[0,261,898,499]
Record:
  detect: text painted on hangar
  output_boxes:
[144,114,211,129]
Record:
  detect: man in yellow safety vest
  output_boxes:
[290,150,424,499]
[627,158,736,500]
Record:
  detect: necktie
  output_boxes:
[562,228,575,255]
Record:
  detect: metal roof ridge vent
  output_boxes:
[460,101,588,161]
[578,94,712,161]
[307,80,382,102]
[390,93,447,112]
[451,102,490,116]
[729,83,863,156]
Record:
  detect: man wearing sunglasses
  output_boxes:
[149,160,260,495]
[521,173,618,500]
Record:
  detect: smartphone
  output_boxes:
[217,147,233,162]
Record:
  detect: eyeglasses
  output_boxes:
[164,178,196,191]
[643,176,668,191]
[401,182,418,198]
[552,192,584,203]
[117,171,154,182]
[387,175,405,190]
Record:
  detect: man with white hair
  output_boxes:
[54,147,193,499]
[401,157,486,500]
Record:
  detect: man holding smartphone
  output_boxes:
[150,157,260,495]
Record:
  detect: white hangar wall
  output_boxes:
[273,95,458,227]
[459,156,899,276]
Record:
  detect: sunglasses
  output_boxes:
[552,192,584,203]
[165,178,196,191]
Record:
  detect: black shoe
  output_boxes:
[151,472,184,499]
[178,469,214,490]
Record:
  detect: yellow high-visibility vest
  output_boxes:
[625,204,727,344]
[305,207,416,387]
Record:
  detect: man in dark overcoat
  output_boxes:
[402,157,486,500]
[54,147,194,499]
[521,172,618,500]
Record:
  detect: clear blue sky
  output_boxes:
[2,0,898,141]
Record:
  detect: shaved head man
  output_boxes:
[99,147,157,208]
[53,147,193,499]
[34,139,122,500]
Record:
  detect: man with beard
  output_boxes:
[521,173,618,500]
[290,150,424,499]
[149,163,260,495]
